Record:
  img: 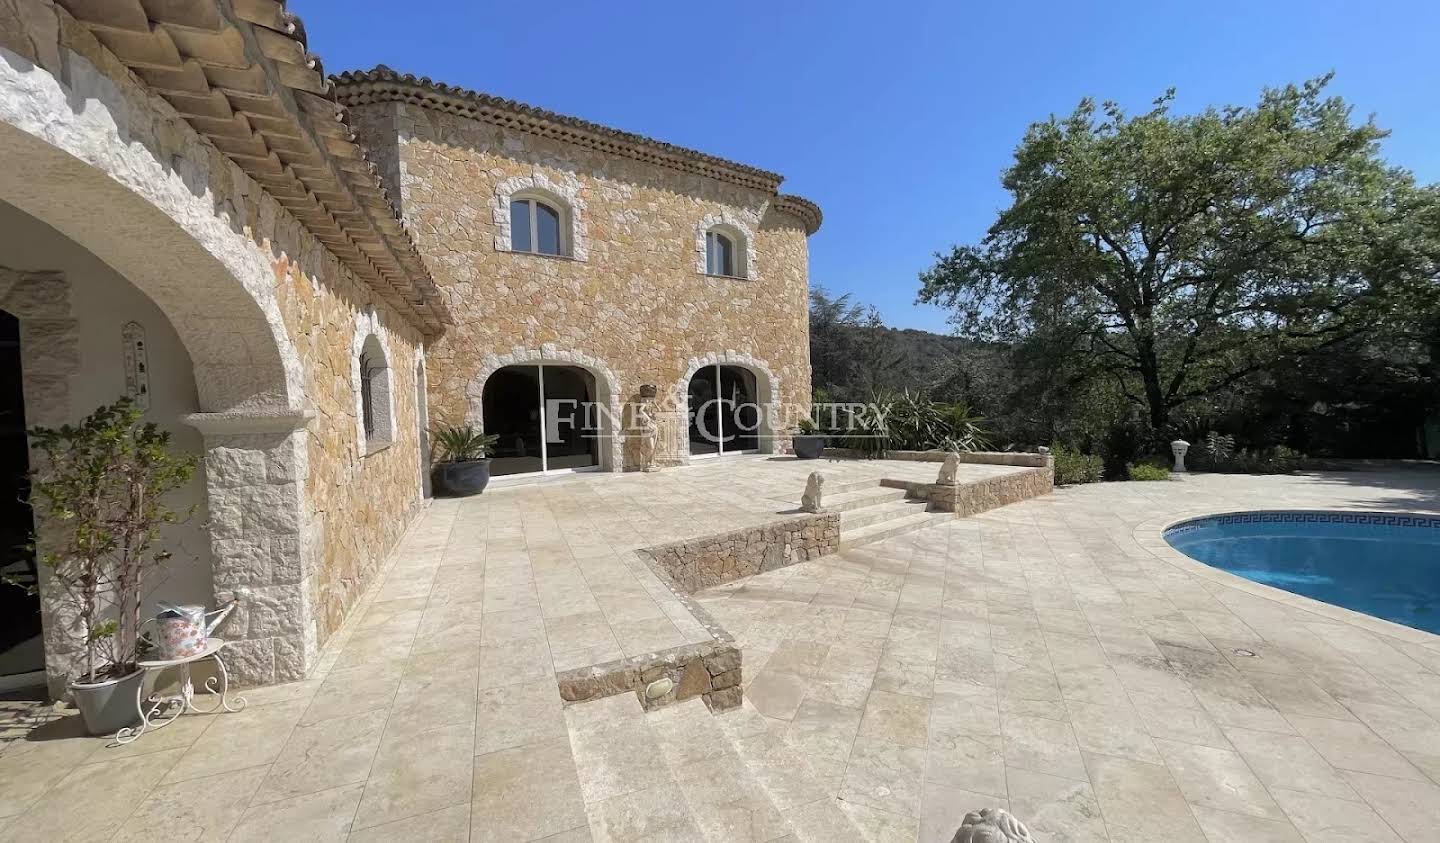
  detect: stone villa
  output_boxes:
[0,0,818,696]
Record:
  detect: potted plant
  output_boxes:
[27,398,197,735]
[431,425,499,496]
[790,416,826,460]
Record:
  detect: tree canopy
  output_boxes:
[918,75,1440,433]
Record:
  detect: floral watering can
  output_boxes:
[153,602,233,661]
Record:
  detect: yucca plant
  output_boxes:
[431,425,498,463]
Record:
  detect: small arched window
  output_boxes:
[706,230,736,277]
[358,334,393,449]
[510,196,567,256]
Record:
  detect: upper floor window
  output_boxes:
[510,197,566,256]
[706,230,736,277]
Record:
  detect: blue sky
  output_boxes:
[296,0,1440,333]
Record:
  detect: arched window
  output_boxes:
[698,218,752,278]
[706,230,736,277]
[510,196,567,256]
[357,334,393,450]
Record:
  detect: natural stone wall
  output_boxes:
[825,448,1052,468]
[639,513,841,594]
[348,101,814,466]
[557,641,742,713]
[271,257,426,649]
[914,466,1056,516]
[0,4,428,686]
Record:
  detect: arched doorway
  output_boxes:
[482,364,602,477]
[687,364,761,457]
[2,60,310,692]
[0,309,42,691]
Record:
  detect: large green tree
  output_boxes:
[919,76,1440,433]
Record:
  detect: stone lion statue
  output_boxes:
[936,451,963,485]
[800,471,825,512]
[950,808,1034,843]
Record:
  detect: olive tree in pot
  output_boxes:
[431,425,499,496]
[26,398,197,735]
[790,416,826,460]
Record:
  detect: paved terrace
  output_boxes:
[3,465,1440,842]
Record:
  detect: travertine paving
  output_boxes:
[2,466,1439,842]
[698,469,1440,842]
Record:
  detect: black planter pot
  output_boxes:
[433,459,492,497]
[792,435,826,460]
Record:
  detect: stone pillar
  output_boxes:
[185,409,316,686]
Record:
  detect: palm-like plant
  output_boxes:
[431,425,498,463]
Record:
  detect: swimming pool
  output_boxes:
[1164,511,1440,635]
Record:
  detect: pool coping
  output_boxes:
[1134,505,1440,649]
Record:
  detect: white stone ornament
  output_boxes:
[1171,439,1191,473]
[800,471,825,512]
[937,452,962,485]
[950,808,1035,843]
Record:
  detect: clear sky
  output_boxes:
[295,0,1440,332]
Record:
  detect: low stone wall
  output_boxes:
[639,513,841,594]
[557,640,742,712]
[925,465,1055,515]
[822,448,1052,468]
[556,513,838,713]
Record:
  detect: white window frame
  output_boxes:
[695,213,757,279]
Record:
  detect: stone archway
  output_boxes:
[465,346,623,472]
[676,352,782,460]
[0,49,314,690]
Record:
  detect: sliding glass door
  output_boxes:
[687,364,759,457]
[483,364,600,477]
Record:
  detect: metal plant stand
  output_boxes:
[114,637,247,745]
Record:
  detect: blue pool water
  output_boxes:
[1164,511,1440,634]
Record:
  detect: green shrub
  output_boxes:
[1051,445,1103,485]
[1126,462,1170,481]
[1191,431,1301,474]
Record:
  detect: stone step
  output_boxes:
[839,498,932,530]
[819,485,909,513]
[714,703,869,842]
[824,477,890,495]
[840,510,952,549]
[645,698,795,841]
[563,693,711,840]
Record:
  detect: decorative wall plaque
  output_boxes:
[122,321,150,410]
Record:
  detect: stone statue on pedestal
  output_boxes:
[634,384,659,472]
[937,451,963,485]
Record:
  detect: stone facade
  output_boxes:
[343,92,818,467]
[1,1,435,691]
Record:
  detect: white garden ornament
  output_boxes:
[950,808,1035,843]
[937,451,963,485]
[1171,439,1191,473]
[800,471,825,512]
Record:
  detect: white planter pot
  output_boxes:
[70,669,143,735]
